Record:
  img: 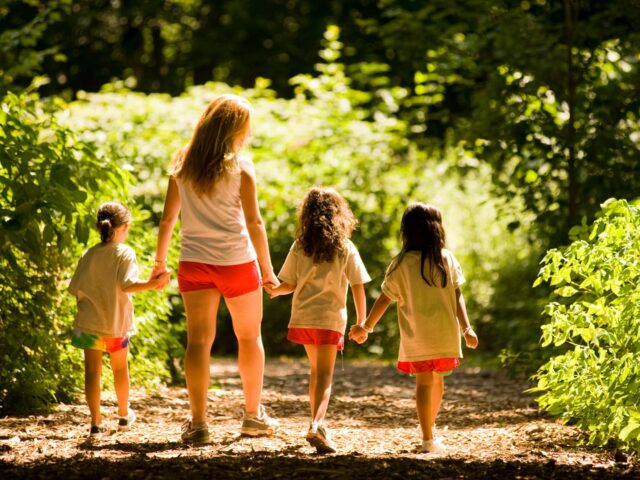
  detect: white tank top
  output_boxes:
[176,161,256,266]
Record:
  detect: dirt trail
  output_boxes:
[1,358,638,479]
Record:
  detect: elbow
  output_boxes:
[245,215,265,231]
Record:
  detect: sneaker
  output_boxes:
[307,424,336,454]
[422,437,445,454]
[89,425,107,438]
[181,419,210,445]
[118,409,136,430]
[240,405,279,436]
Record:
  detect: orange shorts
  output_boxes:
[397,357,460,376]
[178,260,260,297]
[288,328,344,351]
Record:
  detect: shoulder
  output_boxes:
[116,243,137,261]
[345,239,361,257]
[238,155,255,177]
[442,248,458,263]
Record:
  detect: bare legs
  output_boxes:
[84,349,103,426]
[84,347,130,426]
[227,288,264,415]
[416,372,444,440]
[181,287,264,422]
[304,345,338,425]
[182,289,221,424]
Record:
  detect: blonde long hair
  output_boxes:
[171,94,251,195]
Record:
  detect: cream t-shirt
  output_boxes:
[381,249,465,362]
[68,242,139,337]
[278,240,371,334]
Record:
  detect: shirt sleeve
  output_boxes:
[447,250,466,288]
[381,262,400,303]
[345,241,371,285]
[68,258,82,296]
[277,243,298,286]
[118,247,140,289]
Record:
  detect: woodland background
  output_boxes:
[1,0,639,452]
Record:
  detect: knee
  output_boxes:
[236,334,262,346]
[316,370,333,386]
[187,331,214,348]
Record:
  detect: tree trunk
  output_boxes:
[563,0,579,229]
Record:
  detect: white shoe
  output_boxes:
[422,437,445,454]
[306,423,336,454]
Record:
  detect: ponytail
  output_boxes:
[96,202,132,243]
[98,218,113,243]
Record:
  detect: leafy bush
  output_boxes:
[532,199,640,450]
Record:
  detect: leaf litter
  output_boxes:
[1,358,638,479]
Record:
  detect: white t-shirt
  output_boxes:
[278,240,371,334]
[381,249,465,362]
[68,242,139,337]
[176,156,257,266]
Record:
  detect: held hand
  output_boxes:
[153,270,171,290]
[263,283,279,298]
[150,262,169,279]
[348,324,369,344]
[261,271,280,290]
[463,328,479,349]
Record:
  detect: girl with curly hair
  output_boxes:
[266,187,370,453]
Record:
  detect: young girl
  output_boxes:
[265,187,370,453]
[349,202,478,454]
[150,94,280,444]
[69,202,170,437]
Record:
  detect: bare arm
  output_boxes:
[350,283,367,325]
[348,292,392,344]
[265,281,295,298]
[239,161,278,287]
[151,176,181,277]
[122,271,170,293]
[456,287,478,349]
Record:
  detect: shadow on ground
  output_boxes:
[2,452,638,479]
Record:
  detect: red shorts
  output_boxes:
[288,328,344,351]
[178,260,260,297]
[397,357,460,375]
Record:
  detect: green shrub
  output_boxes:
[532,198,640,450]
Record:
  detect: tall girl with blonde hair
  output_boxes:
[151,94,279,444]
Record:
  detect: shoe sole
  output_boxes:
[181,434,211,445]
[240,426,278,436]
[307,435,336,454]
[118,421,134,431]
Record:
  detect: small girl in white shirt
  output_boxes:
[266,187,370,453]
[69,202,170,438]
[349,202,478,454]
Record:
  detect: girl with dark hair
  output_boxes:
[349,202,478,454]
[69,202,170,438]
[266,187,370,453]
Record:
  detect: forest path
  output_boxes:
[1,358,638,479]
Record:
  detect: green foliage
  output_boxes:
[0,88,127,412]
[60,31,537,363]
[0,0,70,93]
[532,199,640,450]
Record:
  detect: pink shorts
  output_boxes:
[178,260,260,297]
[288,328,344,351]
[397,357,460,376]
